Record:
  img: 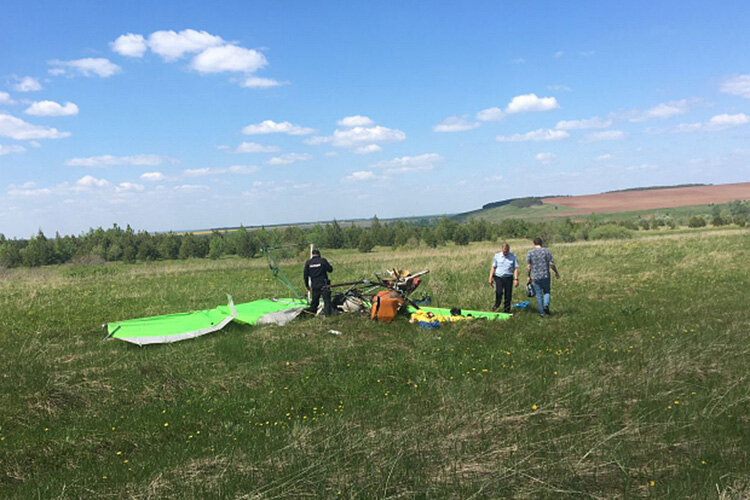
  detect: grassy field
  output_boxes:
[1,228,748,498]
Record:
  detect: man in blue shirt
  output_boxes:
[488,243,519,313]
[526,237,560,317]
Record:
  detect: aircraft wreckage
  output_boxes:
[104,247,510,346]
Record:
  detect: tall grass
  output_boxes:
[0,229,748,497]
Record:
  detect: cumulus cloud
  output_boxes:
[337,115,375,127]
[661,113,748,133]
[720,75,750,98]
[266,153,312,165]
[629,99,692,122]
[13,76,42,92]
[344,170,376,182]
[476,107,504,122]
[496,128,568,142]
[148,29,225,61]
[584,130,625,141]
[0,114,71,140]
[0,91,13,104]
[371,153,442,174]
[555,116,611,130]
[354,144,382,154]
[235,141,280,153]
[0,144,26,155]
[49,58,121,78]
[183,165,257,176]
[110,33,147,57]
[174,184,209,192]
[535,152,556,162]
[596,153,614,161]
[140,172,165,181]
[505,93,560,113]
[116,182,145,192]
[331,125,405,149]
[433,115,480,132]
[242,120,315,136]
[76,175,110,188]
[190,45,267,73]
[240,76,284,88]
[66,154,176,167]
[25,100,79,117]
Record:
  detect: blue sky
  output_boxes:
[1,0,749,238]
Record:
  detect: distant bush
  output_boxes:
[711,215,727,227]
[732,215,746,227]
[589,224,634,240]
[688,216,707,228]
[638,219,651,230]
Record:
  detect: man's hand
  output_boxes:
[488,278,494,286]
[306,287,310,292]
[554,272,560,279]
[513,278,519,288]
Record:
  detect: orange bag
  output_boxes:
[370,291,404,322]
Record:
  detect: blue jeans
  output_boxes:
[532,277,551,316]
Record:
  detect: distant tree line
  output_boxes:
[1,201,748,268]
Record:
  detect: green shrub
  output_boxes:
[688,216,707,228]
[588,224,634,240]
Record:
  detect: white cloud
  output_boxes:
[110,33,147,57]
[267,153,312,165]
[240,76,284,88]
[190,45,267,74]
[49,58,121,78]
[496,128,568,142]
[331,125,405,149]
[510,58,525,64]
[182,166,257,176]
[555,51,564,58]
[371,153,442,174]
[535,152,556,162]
[0,114,70,140]
[242,120,315,135]
[354,144,382,154]
[555,116,611,130]
[661,113,748,133]
[8,187,52,197]
[433,115,479,132]
[148,29,225,61]
[337,115,375,127]
[0,91,13,104]
[505,93,560,113]
[596,154,614,161]
[13,76,42,92]
[708,113,749,128]
[547,84,571,92]
[174,184,209,192]
[584,130,625,141]
[227,165,258,174]
[76,175,110,188]
[25,100,79,117]
[629,99,692,122]
[0,144,26,155]
[66,154,174,167]
[476,107,504,122]
[116,182,145,192]
[235,141,280,153]
[140,172,165,181]
[720,75,750,98]
[344,170,376,182]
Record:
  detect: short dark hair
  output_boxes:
[533,237,543,246]
[311,249,320,256]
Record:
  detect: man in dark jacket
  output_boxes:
[303,249,333,316]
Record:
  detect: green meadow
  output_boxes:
[1,228,748,498]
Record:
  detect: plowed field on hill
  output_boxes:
[543,182,750,214]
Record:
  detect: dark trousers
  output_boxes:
[493,275,514,313]
[309,285,332,316]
